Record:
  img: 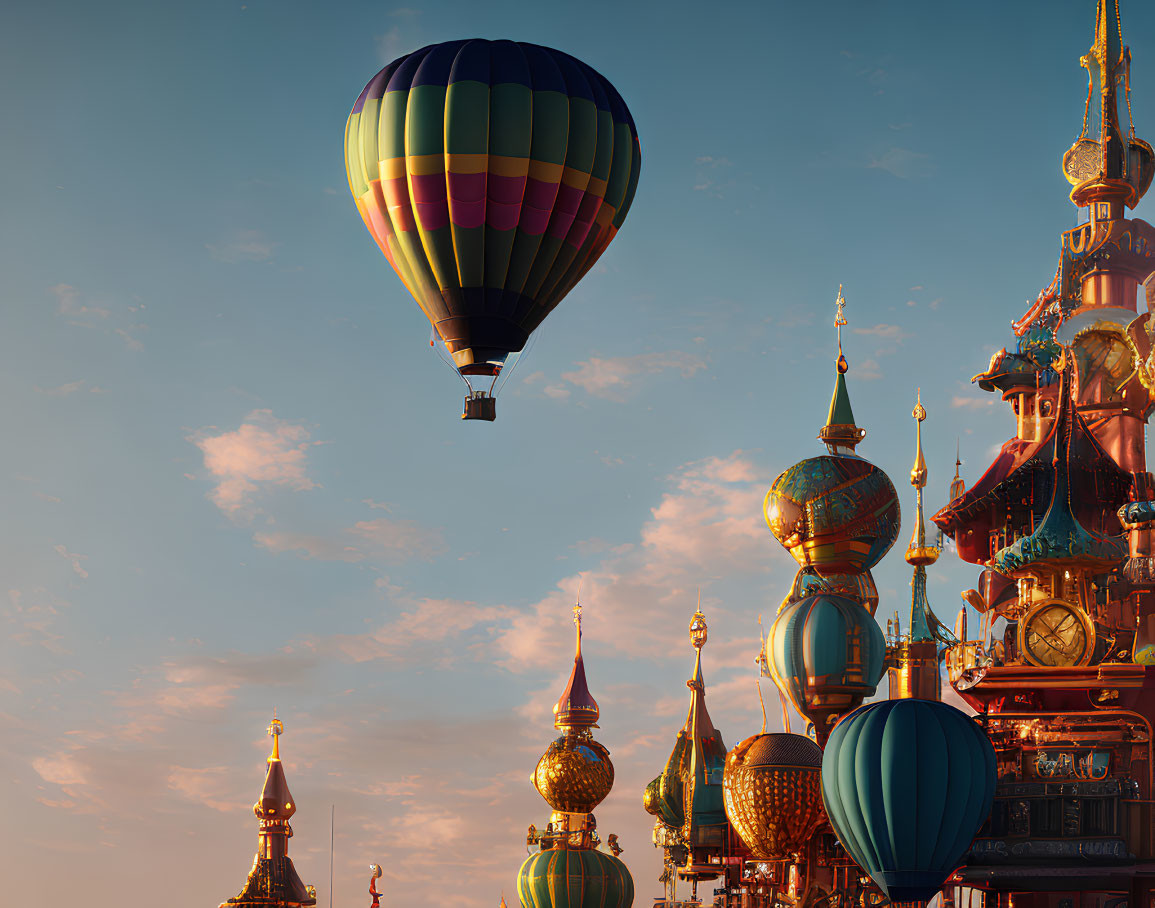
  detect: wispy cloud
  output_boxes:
[34,379,104,396]
[255,515,445,564]
[53,544,89,579]
[868,147,934,180]
[526,351,707,403]
[50,284,146,349]
[206,229,277,264]
[190,410,320,517]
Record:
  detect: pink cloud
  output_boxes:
[190,410,319,516]
[541,351,707,402]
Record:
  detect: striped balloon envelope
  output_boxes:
[344,40,642,420]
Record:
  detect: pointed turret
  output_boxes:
[519,597,633,908]
[949,442,965,503]
[220,716,315,908]
[1064,0,1153,213]
[888,395,955,701]
[818,286,867,454]
[553,601,599,729]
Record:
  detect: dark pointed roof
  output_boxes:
[991,367,1126,573]
[254,721,296,822]
[554,605,599,729]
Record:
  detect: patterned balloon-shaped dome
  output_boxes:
[765,455,900,576]
[766,594,885,733]
[722,733,826,860]
[533,733,614,814]
[517,846,634,908]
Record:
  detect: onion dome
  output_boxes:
[821,699,996,905]
[765,455,900,577]
[766,594,885,742]
[533,735,614,814]
[643,609,728,840]
[780,567,879,616]
[534,601,614,814]
[764,291,900,578]
[722,732,826,861]
[517,847,634,908]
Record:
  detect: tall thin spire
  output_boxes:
[553,584,599,729]
[1063,0,1153,210]
[949,440,965,502]
[906,390,937,570]
[819,285,866,454]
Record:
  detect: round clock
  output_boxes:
[1017,599,1096,668]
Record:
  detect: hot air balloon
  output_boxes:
[820,698,996,905]
[345,40,642,420]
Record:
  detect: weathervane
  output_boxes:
[835,284,848,373]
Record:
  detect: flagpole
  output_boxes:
[329,804,335,908]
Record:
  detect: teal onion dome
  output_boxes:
[821,699,996,904]
[517,847,634,908]
[766,594,884,735]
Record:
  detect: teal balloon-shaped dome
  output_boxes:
[766,594,884,729]
[517,848,634,908]
[821,699,996,904]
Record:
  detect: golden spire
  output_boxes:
[906,391,938,568]
[267,711,283,762]
[1063,0,1152,210]
[834,284,848,374]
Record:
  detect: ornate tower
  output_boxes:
[763,290,896,743]
[885,392,956,701]
[517,599,633,908]
[930,3,1155,903]
[219,716,316,908]
[644,608,731,905]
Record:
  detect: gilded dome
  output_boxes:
[765,454,900,577]
[722,733,826,861]
[532,731,614,814]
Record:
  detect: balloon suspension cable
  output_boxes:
[755,614,768,735]
[493,324,543,398]
[778,687,792,736]
[428,328,473,390]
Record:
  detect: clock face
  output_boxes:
[1019,600,1094,668]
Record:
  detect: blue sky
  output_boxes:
[4,1,1155,905]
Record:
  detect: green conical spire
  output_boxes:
[818,286,865,453]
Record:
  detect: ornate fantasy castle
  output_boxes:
[627,2,1155,907]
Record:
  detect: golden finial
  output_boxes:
[267,711,283,761]
[834,284,849,373]
[910,389,928,489]
[906,392,938,566]
[689,591,707,650]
